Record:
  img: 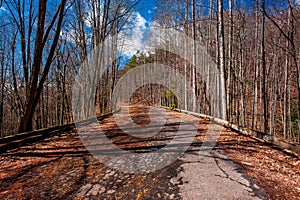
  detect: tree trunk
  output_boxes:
[261,0,268,133]
[252,0,259,130]
[217,0,227,120]
[192,0,197,112]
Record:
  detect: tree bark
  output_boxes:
[19,0,67,133]
[217,0,227,120]
[261,0,268,133]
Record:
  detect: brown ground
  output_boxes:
[0,106,299,199]
[217,130,300,200]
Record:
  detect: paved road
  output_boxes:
[177,146,269,199]
[0,106,270,199]
[75,106,270,199]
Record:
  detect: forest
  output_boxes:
[0,0,300,144]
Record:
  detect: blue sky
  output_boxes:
[138,0,158,23]
[0,0,159,68]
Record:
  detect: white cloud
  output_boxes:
[118,12,153,57]
[60,29,76,44]
[61,11,153,59]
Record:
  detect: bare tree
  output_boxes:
[217,0,227,119]
[14,0,68,132]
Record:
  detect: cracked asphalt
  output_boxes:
[176,147,270,199]
[74,106,270,199]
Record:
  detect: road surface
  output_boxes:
[0,106,271,199]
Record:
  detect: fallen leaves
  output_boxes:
[218,129,300,200]
[136,189,149,200]
[0,106,183,200]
